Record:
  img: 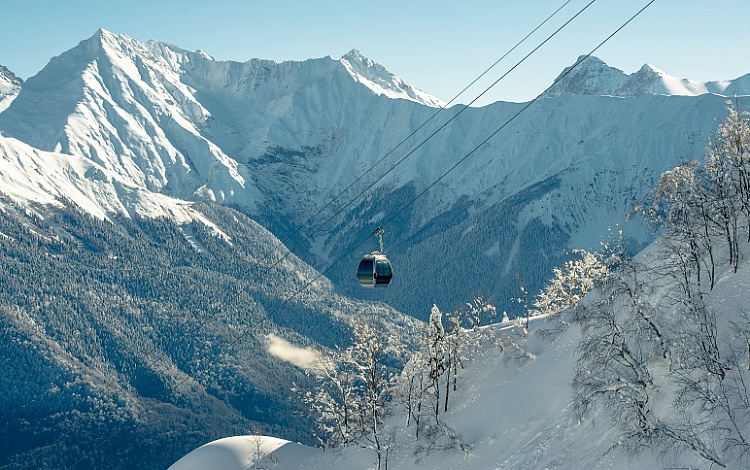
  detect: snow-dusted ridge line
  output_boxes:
[338,49,445,107]
[0,26,746,320]
[0,135,231,242]
[0,28,444,224]
[98,28,445,108]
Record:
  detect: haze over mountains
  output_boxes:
[0,28,748,468]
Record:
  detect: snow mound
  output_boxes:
[168,436,293,470]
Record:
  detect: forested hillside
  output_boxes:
[0,197,420,469]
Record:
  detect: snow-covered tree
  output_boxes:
[426,305,446,423]
[298,348,361,447]
[461,296,498,330]
[349,319,393,470]
[576,105,750,468]
[647,161,717,291]
[640,101,750,279]
[396,301,485,439]
[300,317,395,469]
[712,100,750,241]
[573,255,668,458]
[397,346,428,434]
[532,249,608,316]
[669,301,750,467]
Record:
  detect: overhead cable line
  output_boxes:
[261,0,574,256]
[375,0,658,243]
[143,0,603,370]
[186,0,659,378]
[234,0,598,294]
[146,0,582,367]
[47,1,663,467]
[155,0,657,416]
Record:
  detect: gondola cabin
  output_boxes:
[357,253,393,288]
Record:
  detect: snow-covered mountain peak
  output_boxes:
[544,55,628,98]
[92,27,117,44]
[338,49,445,107]
[342,49,368,64]
[0,64,23,112]
[619,63,698,97]
[0,28,249,208]
[546,55,748,98]
[0,64,23,92]
[631,63,668,83]
[76,28,141,62]
[575,54,619,73]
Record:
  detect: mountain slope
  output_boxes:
[2,29,749,470]
[0,189,421,469]
[170,228,750,470]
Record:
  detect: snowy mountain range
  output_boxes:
[2,29,747,320]
[1,28,749,468]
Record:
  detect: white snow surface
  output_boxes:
[0,30,745,237]
[169,436,294,470]
[0,134,229,238]
[0,30,449,223]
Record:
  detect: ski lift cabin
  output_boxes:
[357,253,393,288]
[357,227,393,288]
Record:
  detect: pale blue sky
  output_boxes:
[1,0,748,105]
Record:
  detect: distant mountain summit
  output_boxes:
[0,64,22,112]
[545,55,750,98]
[0,64,22,93]
[339,49,445,107]
[0,29,443,217]
[544,56,629,97]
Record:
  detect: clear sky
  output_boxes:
[1,0,748,106]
